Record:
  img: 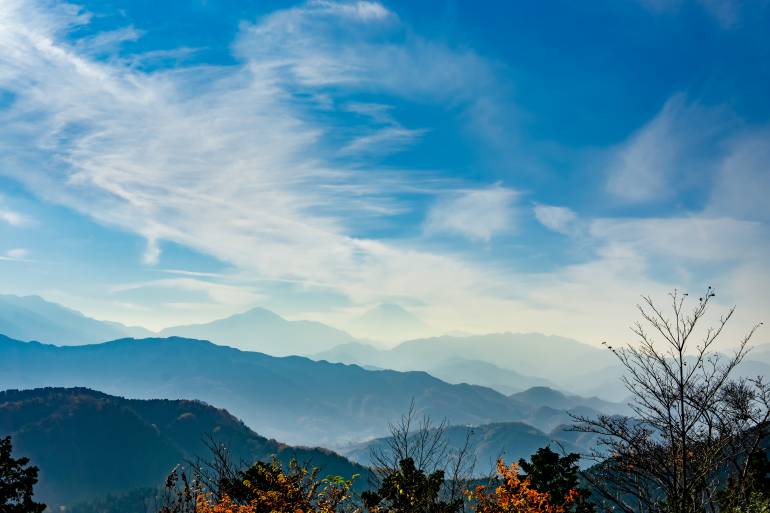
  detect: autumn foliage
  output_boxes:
[196,494,256,513]
[466,460,577,513]
[193,458,355,513]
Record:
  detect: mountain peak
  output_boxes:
[350,303,432,343]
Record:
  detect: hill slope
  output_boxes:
[0,335,533,446]
[342,421,586,475]
[0,387,363,509]
[0,294,151,344]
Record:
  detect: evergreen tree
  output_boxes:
[0,436,46,513]
[362,458,462,513]
[518,448,595,513]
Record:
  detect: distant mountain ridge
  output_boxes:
[341,421,589,475]
[0,335,532,446]
[159,306,356,355]
[0,294,151,344]
[314,334,621,397]
[0,387,364,510]
[0,294,357,355]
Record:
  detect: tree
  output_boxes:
[466,459,576,513]
[368,401,475,508]
[717,449,770,512]
[518,448,595,513]
[573,288,769,513]
[0,436,46,513]
[362,457,462,513]
[157,448,356,513]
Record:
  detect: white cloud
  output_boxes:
[310,0,393,21]
[533,204,577,234]
[0,0,520,329]
[5,248,28,259]
[606,95,731,204]
[589,216,766,263]
[0,209,26,226]
[424,186,518,242]
[0,248,31,261]
[708,129,770,222]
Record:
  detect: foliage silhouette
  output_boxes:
[0,436,46,513]
[362,457,462,513]
[518,448,594,513]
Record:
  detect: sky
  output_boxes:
[0,0,769,346]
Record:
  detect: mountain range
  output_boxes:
[0,333,634,449]
[2,294,766,403]
[0,294,152,345]
[313,335,622,397]
[0,387,364,510]
[341,421,588,475]
[158,306,356,356]
[0,294,356,355]
[0,334,526,446]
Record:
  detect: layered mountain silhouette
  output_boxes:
[315,334,620,397]
[0,294,357,355]
[0,335,530,446]
[0,334,631,448]
[341,421,588,475]
[159,306,356,355]
[0,294,151,344]
[0,387,364,510]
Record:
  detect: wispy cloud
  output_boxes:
[0,208,27,226]
[1,0,767,345]
[0,248,32,262]
[0,0,514,323]
[424,185,519,242]
[606,95,732,204]
[533,204,577,234]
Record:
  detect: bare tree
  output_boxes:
[369,401,477,507]
[573,288,768,513]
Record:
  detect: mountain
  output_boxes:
[316,333,620,398]
[313,344,556,395]
[424,358,558,395]
[0,335,535,447]
[159,307,356,355]
[341,421,588,476]
[510,386,628,415]
[0,387,364,510]
[0,294,151,345]
[389,334,618,384]
[314,341,385,364]
[349,303,433,342]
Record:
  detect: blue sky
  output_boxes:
[0,0,768,345]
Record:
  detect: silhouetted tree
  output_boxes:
[573,288,769,513]
[157,441,356,513]
[362,457,462,513]
[0,436,46,513]
[369,401,475,508]
[518,448,595,513]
